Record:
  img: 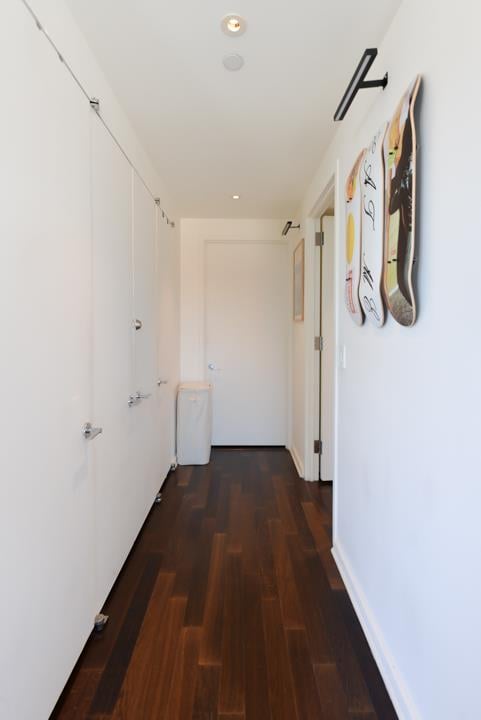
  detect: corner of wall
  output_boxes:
[332,543,420,720]
[289,444,304,479]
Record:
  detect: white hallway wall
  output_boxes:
[297,0,481,717]
[0,1,179,717]
[22,0,181,465]
[22,0,181,500]
[29,0,175,215]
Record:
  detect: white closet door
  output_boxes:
[91,118,139,608]
[156,214,177,478]
[0,5,95,719]
[132,174,161,501]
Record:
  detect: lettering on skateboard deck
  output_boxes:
[360,123,387,327]
[345,149,366,326]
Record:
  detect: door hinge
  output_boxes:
[315,336,324,351]
[315,231,322,247]
[314,439,323,454]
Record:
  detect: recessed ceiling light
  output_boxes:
[221,14,246,36]
[222,53,244,72]
[232,194,240,200]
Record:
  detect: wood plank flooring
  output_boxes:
[50,448,397,720]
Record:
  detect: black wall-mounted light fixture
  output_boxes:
[333,48,388,121]
[282,221,301,236]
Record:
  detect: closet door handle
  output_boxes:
[134,319,142,330]
[157,379,168,385]
[83,422,103,440]
[135,391,151,401]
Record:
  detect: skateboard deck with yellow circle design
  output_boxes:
[345,149,366,326]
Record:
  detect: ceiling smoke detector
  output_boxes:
[221,14,246,36]
[222,53,244,72]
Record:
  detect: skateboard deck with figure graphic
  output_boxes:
[345,149,366,326]
[383,75,421,326]
[360,122,388,327]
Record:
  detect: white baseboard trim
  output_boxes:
[289,445,304,478]
[332,542,420,720]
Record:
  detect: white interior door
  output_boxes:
[91,117,138,607]
[205,242,288,445]
[320,216,335,481]
[156,214,178,476]
[132,174,161,501]
[0,6,95,719]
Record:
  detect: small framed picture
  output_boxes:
[293,238,304,321]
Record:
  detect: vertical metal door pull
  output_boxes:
[135,391,151,401]
[83,422,103,440]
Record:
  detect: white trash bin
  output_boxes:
[177,382,212,465]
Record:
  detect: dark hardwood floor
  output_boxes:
[51,448,397,720]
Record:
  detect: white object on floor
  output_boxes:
[177,382,212,465]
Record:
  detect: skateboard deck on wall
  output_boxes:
[360,123,388,327]
[383,75,421,327]
[345,149,366,326]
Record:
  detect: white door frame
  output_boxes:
[302,162,341,499]
[319,215,335,482]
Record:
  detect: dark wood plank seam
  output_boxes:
[88,552,162,714]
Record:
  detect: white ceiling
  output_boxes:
[65,0,401,218]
